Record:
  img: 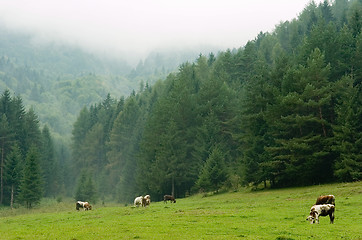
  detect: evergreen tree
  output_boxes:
[74,170,96,203]
[196,147,228,193]
[107,97,143,202]
[74,170,87,201]
[332,75,362,181]
[0,114,14,205]
[41,125,58,197]
[348,4,362,38]
[72,107,92,171]
[23,108,42,152]
[4,144,22,209]
[266,48,335,186]
[84,175,97,204]
[18,145,43,208]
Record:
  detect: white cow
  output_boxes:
[134,196,144,207]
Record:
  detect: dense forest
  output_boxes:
[0,89,61,207]
[71,0,362,203]
[0,0,361,207]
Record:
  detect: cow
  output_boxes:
[316,195,335,206]
[164,195,176,203]
[144,195,151,207]
[76,201,92,211]
[306,204,335,224]
[134,196,144,207]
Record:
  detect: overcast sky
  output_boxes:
[0,0,323,61]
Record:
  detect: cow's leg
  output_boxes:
[329,212,334,224]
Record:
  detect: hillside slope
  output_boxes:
[0,182,361,239]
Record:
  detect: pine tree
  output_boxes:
[196,147,228,193]
[5,144,22,209]
[23,108,42,152]
[0,114,14,205]
[266,48,335,186]
[332,75,362,181]
[74,170,96,203]
[41,125,58,197]
[84,175,97,204]
[74,170,87,202]
[18,145,43,208]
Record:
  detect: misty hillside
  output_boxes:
[71,0,361,202]
[0,0,360,208]
[0,26,216,138]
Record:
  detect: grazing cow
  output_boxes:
[316,195,335,206]
[134,196,144,207]
[144,195,151,207]
[76,201,92,211]
[306,204,335,224]
[164,195,176,203]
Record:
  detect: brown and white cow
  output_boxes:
[76,201,92,211]
[316,195,335,206]
[144,195,151,207]
[306,204,335,224]
[164,195,176,203]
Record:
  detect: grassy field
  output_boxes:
[0,182,361,239]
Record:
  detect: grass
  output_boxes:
[0,181,361,239]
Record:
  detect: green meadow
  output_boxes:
[0,182,361,240]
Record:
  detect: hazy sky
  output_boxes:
[0,0,323,61]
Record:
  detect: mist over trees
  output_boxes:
[71,0,362,202]
[0,0,361,207]
[0,27,213,139]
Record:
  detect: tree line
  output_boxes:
[71,0,361,203]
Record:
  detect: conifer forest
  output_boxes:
[0,0,361,206]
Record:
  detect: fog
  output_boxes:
[0,0,323,63]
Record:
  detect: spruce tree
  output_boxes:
[74,170,87,201]
[41,125,58,197]
[266,48,335,186]
[333,76,362,181]
[74,170,96,203]
[18,146,43,208]
[196,147,228,193]
[5,144,22,209]
[0,114,14,205]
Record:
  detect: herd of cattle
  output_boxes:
[76,194,336,224]
[75,194,175,211]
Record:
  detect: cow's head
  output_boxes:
[306,215,316,224]
[306,210,318,224]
